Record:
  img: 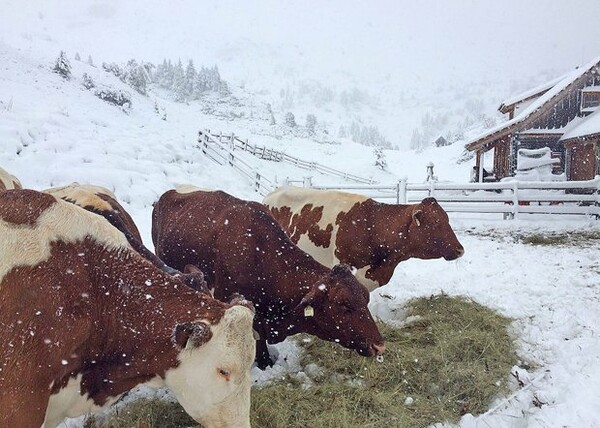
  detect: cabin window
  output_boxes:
[580,88,600,112]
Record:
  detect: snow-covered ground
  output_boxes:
[2,40,600,428]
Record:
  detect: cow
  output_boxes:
[152,186,385,369]
[263,187,465,291]
[0,165,22,192]
[0,189,256,428]
[44,183,208,293]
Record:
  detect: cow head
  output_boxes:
[295,264,385,357]
[165,301,255,428]
[408,197,464,261]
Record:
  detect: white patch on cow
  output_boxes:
[164,305,255,427]
[43,374,113,428]
[0,196,130,284]
[175,184,212,194]
[353,265,380,292]
[264,187,368,268]
[44,183,116,212]
[0,166,22,192]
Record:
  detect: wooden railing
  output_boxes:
[200,129,377,185]
[197,131,276,195]
[310,177,600,219]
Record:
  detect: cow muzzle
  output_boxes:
[444,246,464,260]
[370,343,386,357]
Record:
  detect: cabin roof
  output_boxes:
[561,107,600,142]
[499,74,567,113]
[465,56,600,152]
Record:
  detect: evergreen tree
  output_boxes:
[374,147,387,170]
[185,60,197,97]
[284,112,296,127]
[74,52,81,61]
[338,125,347,138]
[53,51,72,80]
[172,60,186,102]
[87,55,94,66]
[306,114,317,135]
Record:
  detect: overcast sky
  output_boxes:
[1,0,599,87]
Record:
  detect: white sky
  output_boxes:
[1,0,599,87]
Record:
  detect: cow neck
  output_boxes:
[369,201,414,261]
[82,245,227,401]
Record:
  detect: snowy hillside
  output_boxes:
[2,21,600,428]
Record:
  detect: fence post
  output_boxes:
[511,181,519,220]
[228,153,234,167]
[303,176,313,188]
[230,132,235,151]
[398,178,407,204]
[255,172,261,193]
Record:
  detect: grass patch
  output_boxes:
[464,228,600,247]
[86,294,518,428]
[84,398,198,428]
[251,294,518,427]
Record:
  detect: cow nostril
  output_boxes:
[372,343,386,355]
[457,248,465,257]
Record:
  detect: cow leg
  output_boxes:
[255,338,275,370]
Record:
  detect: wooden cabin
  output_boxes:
[465,57,600,182]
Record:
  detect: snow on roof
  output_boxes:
[466,56,600,149]
[582,85,600,92]
[500,73,567,109]
[560,107,600,141]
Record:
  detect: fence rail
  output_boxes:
[310,177,600,219]
[201,129,377,184]
[198,131,276,195]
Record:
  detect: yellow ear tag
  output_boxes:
[304,305,314,317]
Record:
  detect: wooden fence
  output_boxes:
[198,131,276,195]
[310,177,600,219]
[200,129,377,185]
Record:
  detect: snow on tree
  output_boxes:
[123,59,148,95]
[82,73,95,89]
[185,60,196,96]
[338,125,347,138]
[87,55,94,66]
[172,60,186,102]
[284,112,296,127]
[74,52,81,61]
[53,51,72,80]
[306,114,317,135]
[410,128,426,152]
[374,147,387,170]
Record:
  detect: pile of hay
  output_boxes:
[87,294,518,428]
[251,294,518,428]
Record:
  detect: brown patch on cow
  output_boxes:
[0,189,56,225]
[271,204,332,248]
[153,189,384,369]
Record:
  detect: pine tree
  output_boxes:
[284,112,296,127]
[374,147,387,170]
[74,52,81,61]
[87,55,94,66]
[53,51,72,80]
[306,114,317,135]
[185,60,197,97]
[172,60,186,102]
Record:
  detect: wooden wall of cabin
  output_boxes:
[566,143,597,181]
[493,139,511,178]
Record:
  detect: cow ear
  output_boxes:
[172,321,212,350]
[412,209,423,227]
[183,264,203,274]
[295,283,327,315]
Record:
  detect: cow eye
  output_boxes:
[217,368,231,381]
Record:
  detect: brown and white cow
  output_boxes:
[263,187,465,291]
[0,189,255,428]
[152,186,385,369]
[44,183,208,293]
[0,165,22,192]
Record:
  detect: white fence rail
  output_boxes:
[198,131,276,195]
[200,129,377,185]
[310,177,600,219]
